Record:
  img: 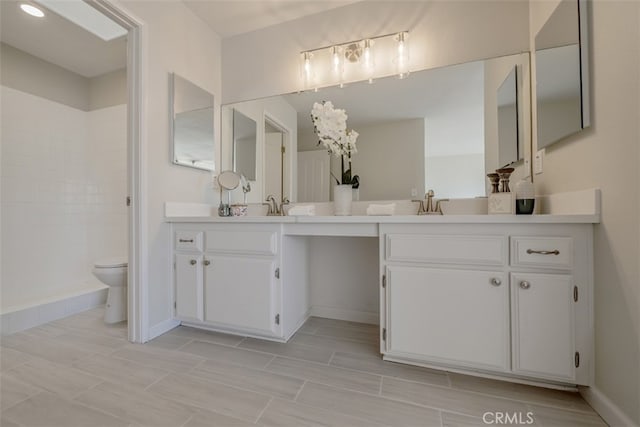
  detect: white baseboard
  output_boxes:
[147,318,181,342]
[579,386,639,427]
[310,305,379,325]
[0,287,108,335]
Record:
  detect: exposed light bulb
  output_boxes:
[301,51,314,90]
[361,39,375,83]
[394,31,410,79]
[20,3,44,17]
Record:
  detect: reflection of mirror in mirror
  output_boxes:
[171,73,215,171]
[222,52,530,202]
[217,170,241,190]
[233,109,257,180]
[497,67,519,167]
[535,0,589,149]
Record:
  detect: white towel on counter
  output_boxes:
[366,203,396,216]
[287,205,316,216]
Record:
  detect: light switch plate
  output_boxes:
[534,148,545,175]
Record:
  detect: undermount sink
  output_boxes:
[439,198,488,215]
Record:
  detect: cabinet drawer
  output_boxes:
[175,231,204,252]
[205,230,278,256]
[386,234,506,266]
[511,237,573,269]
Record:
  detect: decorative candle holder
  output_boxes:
[496,167,515,193]
[487,173,500,194]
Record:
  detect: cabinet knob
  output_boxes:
[190,259,197,265]
[203,260,211,266]
[490,278,502,286]
[520,281,531,290]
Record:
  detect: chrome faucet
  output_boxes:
[413,189,447,215]
[264,195,278,216]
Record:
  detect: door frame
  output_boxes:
[90,0,147,343]
[263,113,294,203]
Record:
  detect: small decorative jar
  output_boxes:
[230,204,248,217]
[514,179,535,215]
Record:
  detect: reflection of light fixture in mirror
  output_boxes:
[331,45,344,87]
[301,51,315,90]
[394,31,410,79]
[20,3,44,17]
[361,39,375,83]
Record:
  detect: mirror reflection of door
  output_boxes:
[297,151,330,202]
[232,109,257,180]
[264,118,288,202]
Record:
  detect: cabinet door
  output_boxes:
[175,254,203,321]
[386,266,509,371]
[204,256,279,336]
[511,273,575,381]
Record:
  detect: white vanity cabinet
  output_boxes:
[379,223,593,386]
[172,223,286,340]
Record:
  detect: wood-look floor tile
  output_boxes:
[184,408,255,427]
[0,416,21,427]
[145,333,193,351]
[258,398,385,427]
[179,340,274,369]
[54,315,127,339]
[290,332,379,356]
[297,381,442,426]
[147,373,271,423]
[313,325,379,344]
[2,391,128,427]
[0,374,42,410]
[10,336,96,366]
[381,376,530,419]
[330,351,450,387]
[165,326,244,347]
[0,346,31,372]
[192,358,304,400]
[111,345,204,373]
[265,356,381,394]
[73,354,170,390]
[74,380,194,427]
[238,338,334,364]
[5,358,102,397]
[442,412,485,426]
[449,373,594,413]
[56,331,128,355]
[0,332,38,349]
[305,317,378,332]
[527,404,607,426]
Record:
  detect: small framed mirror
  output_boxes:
[170,73,215,171]
[232,109,257,180]
[497,66,520,167]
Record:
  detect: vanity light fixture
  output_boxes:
[300,31,410,90]
[20,3,45,17]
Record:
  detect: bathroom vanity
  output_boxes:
[166,209,597,387]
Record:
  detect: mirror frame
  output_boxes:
[169,73,216,172]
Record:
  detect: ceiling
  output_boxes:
[0,0,126,78]
[181,0,361,38]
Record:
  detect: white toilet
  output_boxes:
[92,257,128,324]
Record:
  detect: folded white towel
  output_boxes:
[366,203,396,216]
[288,205,316,216]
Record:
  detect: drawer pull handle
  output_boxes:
[520,281,531,290]
[203,260,211,266]
[490,278,502,286]
[189,259,197,265]
[526,249,560,255]
[179,239,194,243]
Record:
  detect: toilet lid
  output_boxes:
[94,257,128,268]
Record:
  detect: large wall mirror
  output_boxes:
[170,73,216,171]
[535,0,590,149]
[221,52,530,203]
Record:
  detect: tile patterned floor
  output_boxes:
[0,307,607,426]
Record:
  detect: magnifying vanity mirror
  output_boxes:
[170,73,216,171]
[221,52,530,203]
[535,0,590,149]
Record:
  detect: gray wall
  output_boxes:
[1,43,126,111]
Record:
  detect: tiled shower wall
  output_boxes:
[1,85,127,316]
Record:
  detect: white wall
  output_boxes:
[530,1,640,424]
[114,1,222,332]
[1,86,126,312]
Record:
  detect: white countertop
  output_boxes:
[165,214,600,224]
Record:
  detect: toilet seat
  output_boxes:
[94,257,128,269]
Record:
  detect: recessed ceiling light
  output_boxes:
[20,3,45,18]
